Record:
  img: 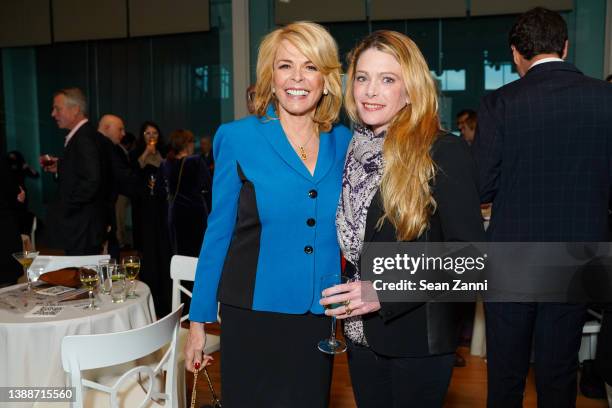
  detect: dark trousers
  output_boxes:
[485,302,586,408]
[347,342,454,408]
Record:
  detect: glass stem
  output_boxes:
[329,316,337,344]
[89,290,94,308]
[24,267,31,291]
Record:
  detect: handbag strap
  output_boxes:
[168,157,186,205]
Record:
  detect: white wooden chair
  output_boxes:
[579,308,603,362]
[61,305,183,408]
[170,254,221,354]
[170,255,221,407]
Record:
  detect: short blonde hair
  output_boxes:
[254,21,342,132]
[345,31,441,241]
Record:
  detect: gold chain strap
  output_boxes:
[190,362,222,408]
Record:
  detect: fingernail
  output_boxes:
[194,361,201,370]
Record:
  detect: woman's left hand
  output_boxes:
[319,280,381,319]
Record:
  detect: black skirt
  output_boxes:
[219,303,333,408]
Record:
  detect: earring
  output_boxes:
[323,88,328,95]
[272,87,276,95]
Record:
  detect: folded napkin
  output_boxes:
[39,268,81,288]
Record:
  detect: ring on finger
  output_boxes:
[345,300,352,315]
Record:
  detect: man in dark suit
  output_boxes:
[98,114,140,258]
[473,8,612,408]
[42,88,112,255]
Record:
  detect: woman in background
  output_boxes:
[184,21,351,407]
[321,31,484,407]
[158,129,211,257]
[131,121,172,317]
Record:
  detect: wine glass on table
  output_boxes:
[318,274,350,354]
[79,265,100,310]
[122,255,140,299]
[12,251,39,293]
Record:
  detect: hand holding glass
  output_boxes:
[318,275,350,354]
[79,266,100,310]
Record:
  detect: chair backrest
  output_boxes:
[31,255,111,273]
[61,305,183,408]
[170,255,198,323]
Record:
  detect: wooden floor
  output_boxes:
[187,340,608,408]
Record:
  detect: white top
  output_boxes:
[529,57,564,70]
[64,118,88,147]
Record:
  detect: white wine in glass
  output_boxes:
[122,256,140,298]
[79,266,100,310]
[12,251,39,293]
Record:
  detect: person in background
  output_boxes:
[6,150,39,244]
[199,134,214,175]
[130,120,172,317]
[42,88,112,255]
[456,108,477,146]
[114,132,136,249]
[130,121,165,253]
[184,21,350,407]
[160,129,211,257]
[246,84,256,114]
[97,114,140,259]
[321,30,484,407]
[473,8,612,407]
[0,158,26,286]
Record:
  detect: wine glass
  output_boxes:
[110,265,127,303]
[79,266,100,310]
[122,255,141,298]
[98,258,116,295]
[318,275,350,354]
[12,251,39,292]
[148,174,156,196]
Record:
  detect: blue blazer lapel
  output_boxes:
[312,129,335,184]
[256,105,324,181]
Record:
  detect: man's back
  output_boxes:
[475,62,612,241]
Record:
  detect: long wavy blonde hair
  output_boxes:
[253,21,342,133]
[345,31,441,241]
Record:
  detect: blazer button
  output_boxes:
[308,189,318,199]
[306,218,316,227]
[304,245,313,254]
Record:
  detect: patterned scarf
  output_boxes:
[336,125,385,346]
[336,125,385,268]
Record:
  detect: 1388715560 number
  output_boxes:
[0,387,75,402]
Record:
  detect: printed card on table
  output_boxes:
[24,305,65,318]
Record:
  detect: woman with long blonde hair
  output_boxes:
[321,31,484,407]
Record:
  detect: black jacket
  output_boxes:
[473,62,612,242]
[352,133,485,357]
[57,121,112,254]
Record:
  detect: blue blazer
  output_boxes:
[190,109,352,322]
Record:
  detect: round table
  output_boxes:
[0,281,156,405]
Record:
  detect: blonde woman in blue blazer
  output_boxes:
[184,22,351,407]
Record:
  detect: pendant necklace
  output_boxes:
[287,131,316,161]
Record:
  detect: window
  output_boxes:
[484,55,519,90]
[431,69,466,91]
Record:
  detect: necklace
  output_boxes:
[286,131,316,161]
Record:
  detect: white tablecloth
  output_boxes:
[0,281,156,405]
